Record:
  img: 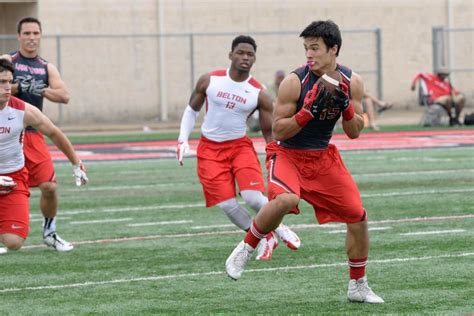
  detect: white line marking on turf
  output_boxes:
[20,214,474,250]
[0,252,472,293]
[400,229,466,236]
[355,169,474,178]
[28,188,474,218]
[128,220,193,227]
[362,188,474,198]
[328,227,392,234]
[70,218,133,225]
[191,224,236,229]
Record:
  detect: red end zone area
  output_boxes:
[50,129,474,161]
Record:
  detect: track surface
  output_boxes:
[50,130,474,161]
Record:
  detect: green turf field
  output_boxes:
[1,143,473,314]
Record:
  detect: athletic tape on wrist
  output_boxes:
[294,109,313,127]
[342,101,355,121]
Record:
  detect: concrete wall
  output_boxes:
[1,0,473,126]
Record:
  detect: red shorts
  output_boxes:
[23,131,56,187]
[266,142,365,224]
[197,136,265,207]
[0,167,30,239]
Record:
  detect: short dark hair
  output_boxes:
[300,20,342,56]
[0,58,14,74]
[231,35,257,52]
[17,16,42,34]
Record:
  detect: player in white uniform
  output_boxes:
[177,35,300,260]
[0,58,88,251]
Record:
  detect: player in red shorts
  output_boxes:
[177,35,300,261]
[1,17,73,251]
[0,59,87,252]
[225,21,384,304]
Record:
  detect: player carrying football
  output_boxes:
[0,58,88,252]
[177,35,300,261]
[225,20,384,304]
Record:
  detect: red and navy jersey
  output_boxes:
[280,63,352,149]
[10,51,49,112]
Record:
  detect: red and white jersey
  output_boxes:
[202,69,263,142]
[0,96,25,174]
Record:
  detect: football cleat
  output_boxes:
[0,247,7,255]
[256,232,278,261]
[347,276,384,304]
[225,241,254,280]
[43,232,74,252]
[274,223,301,250]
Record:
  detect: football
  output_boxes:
[317,70,342,95]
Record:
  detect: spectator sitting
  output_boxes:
[411,68,465,126]
[362,90,393,131]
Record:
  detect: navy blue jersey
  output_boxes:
[279,64,352,149]
[10,51,49,112]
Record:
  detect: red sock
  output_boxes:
[348,257,367,280]
[244,220,266,249]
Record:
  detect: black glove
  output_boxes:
[302,84,331,118]
[331,87,350,111]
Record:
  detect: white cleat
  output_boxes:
[256,232,278,261]
[225,241,254,280]
[0,247,7,255]
[43,232,74,252]
[347,276,385,304]
[274,223,301,250]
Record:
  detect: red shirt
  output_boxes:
[411,72,459,103]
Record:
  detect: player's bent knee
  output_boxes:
[1,234,24,250]
[273,193,299,214]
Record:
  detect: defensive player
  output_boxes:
[1,17,73,251]
[0,58,87,251]
[225,21,384,303]
[177,35,300,260]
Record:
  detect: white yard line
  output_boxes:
[0,252,472,293]
[328,227,392,234]
[21,214,473,250]
[354,169,474,178]
[28,169,474,194]
[128,220,193,227]
[400,229,466,236]
[191,224,236,229]
[362,188,474,198]
[70,218,133,225]
[28,188,474,218]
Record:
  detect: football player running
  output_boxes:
[1,17,74,252]
[177,35,300,261]
[225,21,384,304]
[0,58,87,252]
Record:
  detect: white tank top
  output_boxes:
[201,69,262,142]
[0,97,25,174]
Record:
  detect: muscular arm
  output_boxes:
[43,63,70,104]
[272,74,303,141]
[24,103,80,165]
[256,89,273,143]
[341,73,365,139]
[188,73,210,111]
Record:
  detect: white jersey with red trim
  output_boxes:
[201,69,262,142]
[0,96,25,174]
